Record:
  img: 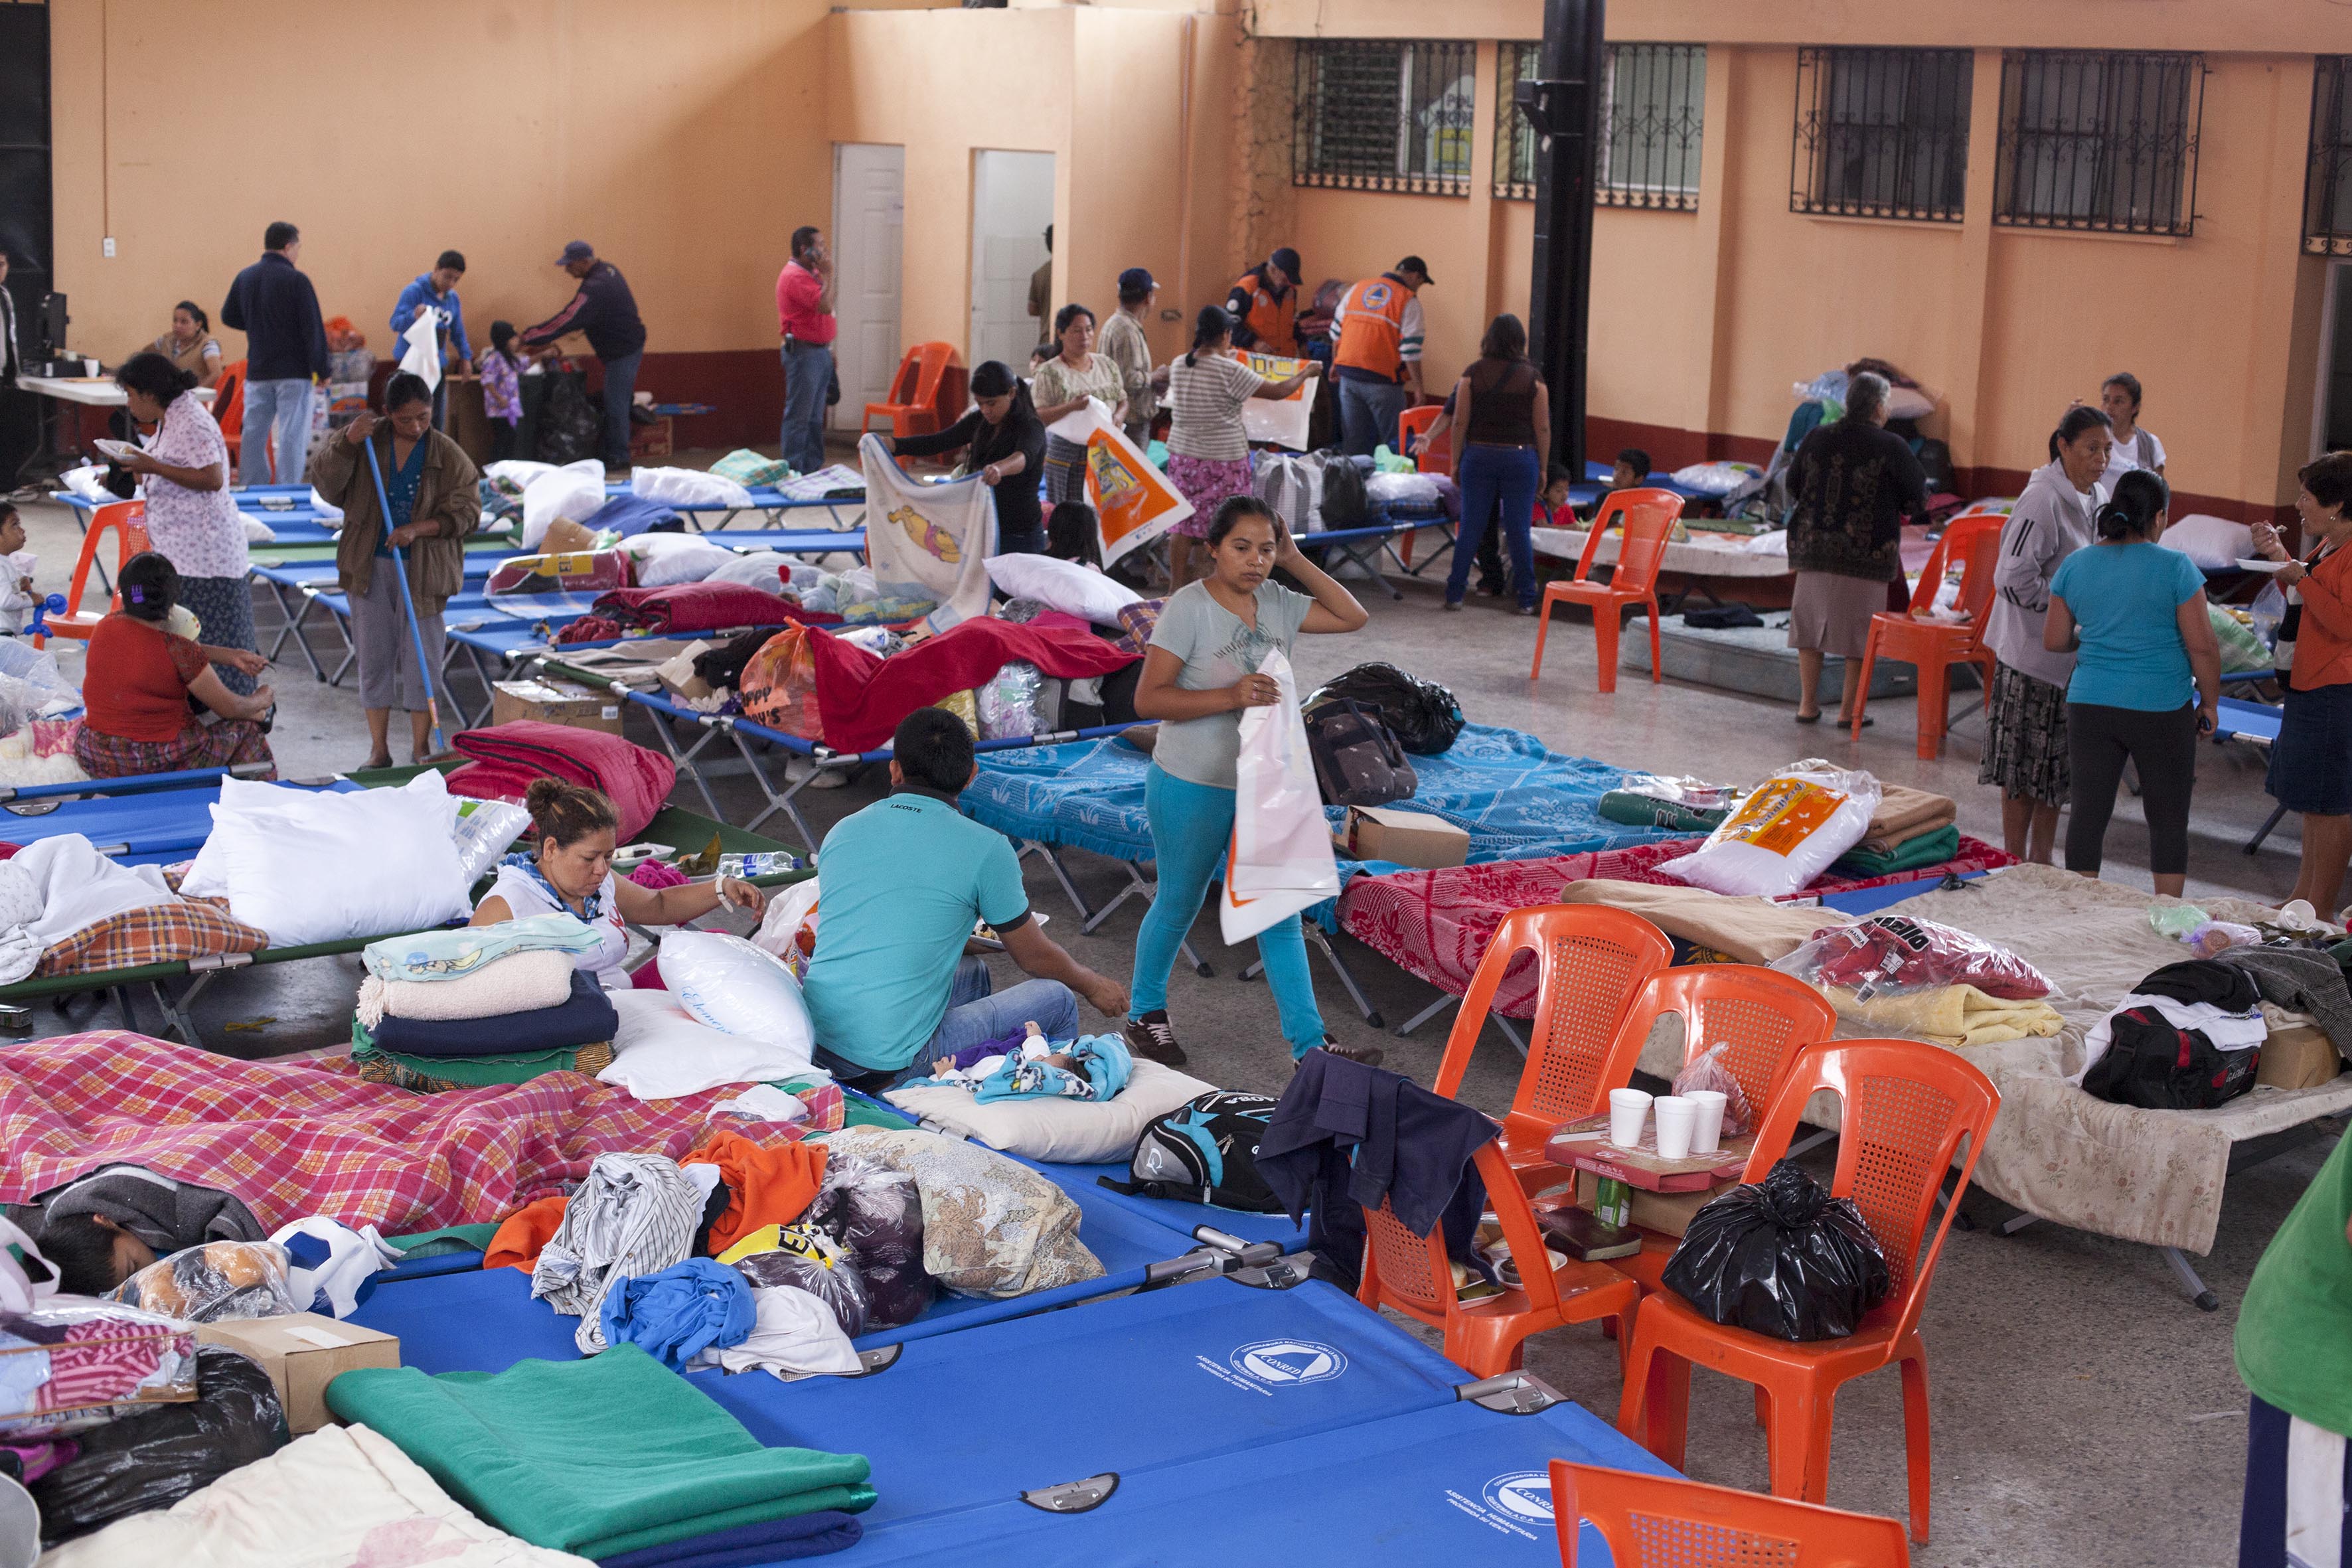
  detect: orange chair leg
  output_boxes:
[1849,630,1879,739]
[1900,1352,1933,1543]
[1644,597,1662,684]
[1594,603,1621,694]
[1916,659,1951,760]
[1529,592,1555,680]
[1764,1385,1828,1502]
[1754,1384,1770,1429]
[1618,1335,1691,1468]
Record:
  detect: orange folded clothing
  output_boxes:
[691,1131,829,1257]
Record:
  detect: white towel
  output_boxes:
[355,947,577,1029]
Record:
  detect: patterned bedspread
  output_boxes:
[1338,834,2017,1018]
[0,1032,823,1233]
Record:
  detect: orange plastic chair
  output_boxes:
[1552,1462,1911,1567]
[860,341,961,444]
[1431,905,1673,1198]
[1530,488,1686,690]
[1583,965,1840,1292]
[1615,1039,1999,1543]
[1397,404,1450,473]
[38,501,151,647]
[1359,1140,1638,1377]
[1847,513,2003,757]
[211,359,248,469]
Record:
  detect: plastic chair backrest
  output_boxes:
[1362,1142,1560,1323]
[880,348,923,407]
[1397,404,1448,471]
[55,501,149,629]
[1947,515,2004,647]
[1573,488,1686,583]
[1433,905,1673,1121]
[212,360,247,442]
[1553,1461,1912,1567]
[906,341,955,409]
[1899,528,1957,617]
[1612,503,1683,595]
[1599,966,1838,1118]
[1741,1039,1998,1342]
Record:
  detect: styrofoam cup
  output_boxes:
[1685,1089,1729,1154]
[1608,1087,1652,1147]
[1652,1095,1698,1160]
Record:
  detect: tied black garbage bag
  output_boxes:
[1661,1160,1892,1342]
[1305,662,1465,755]
[31,1346,289,1545]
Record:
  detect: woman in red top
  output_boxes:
[2253,452,2352,913]
[72,552,277,780]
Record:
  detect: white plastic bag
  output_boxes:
[1657,761,1880,899]
[519,459,609,550]
[631,466,755,509]
[658,929,817,1067]
[1220,649,1339,942]
[751,876,821,977]
[450,798,531,884]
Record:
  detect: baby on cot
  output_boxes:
[918,1020,1133,1103]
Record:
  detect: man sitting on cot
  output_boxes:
[801,708,1130,1089]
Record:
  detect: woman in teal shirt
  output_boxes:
[2043,469,2220,895]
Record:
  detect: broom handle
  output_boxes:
[359,434,446,753]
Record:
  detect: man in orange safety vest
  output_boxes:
[1330,256,1431,456]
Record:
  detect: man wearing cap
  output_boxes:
[775,224,837,475]
[519,241,647,470]
[1100,267,1164,448]
[1330,256,1431,457]
[1225,248,1303,357]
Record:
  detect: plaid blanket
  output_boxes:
[1338,834,2017,1019]
[38,898,271,979]
[0,1032,829,1232]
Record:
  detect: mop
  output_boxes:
[359,432,447,754]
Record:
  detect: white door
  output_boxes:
[970,150,1056,372]
[830,143,905,433]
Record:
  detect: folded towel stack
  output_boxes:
[1834,785,1958,874]
[352,937,620,1090]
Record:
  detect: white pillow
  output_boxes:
[704,551,794,591]
[208,773,470,947]
[632,467,755,509]
[485,459,556,488]
[2163,514,2254,572]
[658,930,816,1067]
[1885,386,1936,422]
[520,459,609,550]
[242,517,277,544]
[621,533,738,588]
[983,553,1140,628]
[884,1058,1214,1164]
[600,990,830,1100]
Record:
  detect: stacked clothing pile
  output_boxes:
[352,915,617,1092]
[1831,784,1959,878]
[2078,959,2267,1109]
[327,1346,874,1564]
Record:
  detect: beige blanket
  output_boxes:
[1861,784,1956,852]
[1551,879,1846,965]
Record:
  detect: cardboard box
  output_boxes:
[1345,805,1468,869]
[196,1314,399,1433]
[1575,1170,1732,1239]
[491,677,625,736]
[2258,1024,2345,1091]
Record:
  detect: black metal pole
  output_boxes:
[1518,0,1604,477]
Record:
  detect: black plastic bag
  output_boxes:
[32,1346,289,1545]
[807,1146,934,1330]
[1661,1160,1891,1342]
[1306,662,1465,755]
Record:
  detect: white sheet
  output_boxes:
[1531,524,1794,578]
[0,834,179,984]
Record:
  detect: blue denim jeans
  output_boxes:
[1447,443,1540,609]
[599,350,643,469]
[1338,377,1407,457]
[816,956,1079,1088]
[241,377,315,485]
[779,340,833,475]
[1133,765,1326,1057]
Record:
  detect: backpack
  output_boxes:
[1311,453,1370,531]
[2082,1008,2260,1111]
[1099,1091,1285,1213]
[1303,697,1417,808]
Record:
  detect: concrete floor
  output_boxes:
[13,466,2298,1566]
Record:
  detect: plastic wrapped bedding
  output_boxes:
[730,1227,872,1340]
[821,1128,1103,1299]
[805,1146,931,1330]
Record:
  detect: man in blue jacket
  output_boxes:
[389,250,472,429]
[519,240,647,470]
[220,221,329,485]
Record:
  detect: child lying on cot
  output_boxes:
[31,1162,267,1294]
[917,1021,1133,1103]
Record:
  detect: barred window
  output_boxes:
[1994,51,2203,236]
[1293,40,1476,195]
[1791,46,1972,223]
[2306,58,2352,254]
[1496,42,1705,208]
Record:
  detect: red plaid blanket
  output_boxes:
[0,1032,821,1232]
[1338,835,2017,1020]
[38,899,270,979]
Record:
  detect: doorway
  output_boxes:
[830,144,905,434]
[970,151,1054,372]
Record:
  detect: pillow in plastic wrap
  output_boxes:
[823,1127,1104,1300]
[1364,471,1439,510]
[1668,460,1764,497]
[977,661,1042,741]
[30,1345,289,1546]
[107,1241,303,1324]
[728,1225,871,1340]
[807,1146,933,1330]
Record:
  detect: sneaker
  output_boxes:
[1441,599,1464,613]
[1123,1010,1188,1067]
[1312,1034,1385,1068]
[1474,582,1504,598]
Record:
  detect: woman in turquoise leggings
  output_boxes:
[1125,495,1371,1069]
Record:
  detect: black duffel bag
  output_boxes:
[1306,661,1465,755]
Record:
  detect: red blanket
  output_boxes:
[0,1032,816,1232]
[572,583,799,639]
[803,619,1137,754]
[446,720,677,840]
[1338,834,2017,1020]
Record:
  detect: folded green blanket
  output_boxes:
[351,1020,604,1089]
[1832,823,1961,877]
[326,1344,876,1559]
[1598,789,1729,833]
[382,1221,501,1257]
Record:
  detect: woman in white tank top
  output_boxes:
[469,779,768,988]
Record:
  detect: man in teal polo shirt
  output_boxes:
[803,709,1130,1086]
